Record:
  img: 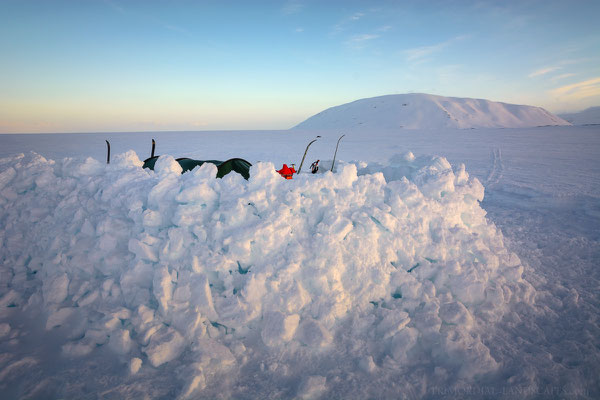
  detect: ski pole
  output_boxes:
[298,136,321,173]
[331,134,345,172]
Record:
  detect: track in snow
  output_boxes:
[485,148,504,188]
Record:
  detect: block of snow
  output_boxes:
[375,309,411,339]
[0,322,11,338]
[297,375,327,399]
[42,273,69,304]
[128,238,159,262]
[191,338,236,370]
[154,155,183,176]
[0,289,22,309]
[129,357,142,374]
[189,275,217,320]
[108,329,133,355]
[153,266,173,315]
[261,311,300,347]
[390,327,419,363]
[0,167,16,191]
[74,157,103,176]
[0,357,39,382]
[113,150,144,168]
[84,329,109,346]
[179,372,206,399]
[62,341,94,357]
[358,356,377,373]
[133,305,156,330]
[176,180,218,204]
[143,326,186,367]
[296,318,332,347]
[46,307,76,330]
[439,301,474,327]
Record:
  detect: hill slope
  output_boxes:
[559,106,600,125]
[293,93,570,130]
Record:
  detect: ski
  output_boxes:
[330,134,345,172]
[106,140,110,164]
[297,136,321,173]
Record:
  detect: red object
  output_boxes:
[277,164,296,179]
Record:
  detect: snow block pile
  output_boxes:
[0,151,536,397]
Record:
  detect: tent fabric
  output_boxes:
[213,158,252,180]
[142,156,252,180]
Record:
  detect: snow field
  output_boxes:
[0,150,537,398]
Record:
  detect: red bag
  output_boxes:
[277,164,295,179]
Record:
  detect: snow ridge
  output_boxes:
[293,93,571,130]
[559,106,600,125]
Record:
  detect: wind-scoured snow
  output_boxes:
[293,93,570,130]
[559,106,600,125]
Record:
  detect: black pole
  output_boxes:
[151,139,156,158]
[106,140,110,164]
[298,136,321,174]
[330,134,345,172]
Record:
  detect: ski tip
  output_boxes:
[105,140,111,164]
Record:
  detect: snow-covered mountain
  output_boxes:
[559,106,600,125]
[293,93,571,130]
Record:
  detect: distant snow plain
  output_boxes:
[0,114,599,398]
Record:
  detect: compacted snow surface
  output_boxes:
[0,127,598,399]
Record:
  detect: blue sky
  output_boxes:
[1,0,599,133]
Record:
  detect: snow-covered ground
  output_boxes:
[293,94,570,130]
[0,126,599,399]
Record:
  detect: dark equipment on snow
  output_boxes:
[310,160,319,174]
[141,139,252,180]
[105,140,111,164]
[331,134,345,172]
[297,136,321,173]
[143,156,252,179]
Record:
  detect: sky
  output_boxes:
[0,0,599,133]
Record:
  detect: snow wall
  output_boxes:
[0,151,536,398]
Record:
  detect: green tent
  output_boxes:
[142,156,252,180]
